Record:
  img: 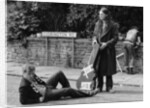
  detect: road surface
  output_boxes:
[7,75,143,107]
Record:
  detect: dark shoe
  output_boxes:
[88,88,100,96]
[128,68,134,74]
[96,88,103,93]
[130,68,134,74]
[127,67,130,74]
[90,88,100,96]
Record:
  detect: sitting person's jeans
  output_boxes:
[43,71,94,102]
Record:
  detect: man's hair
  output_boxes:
[120,27,128,34]
[99,6,112,20]
[22,64,35,74]
[130,26,139,30]
[100,7,110,15]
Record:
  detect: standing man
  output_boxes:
[123,26,141,74]
[93,7,119,93]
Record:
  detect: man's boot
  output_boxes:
[130,67,134,74]
[127,67,130,74]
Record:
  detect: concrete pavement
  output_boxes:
[6,62,143,87]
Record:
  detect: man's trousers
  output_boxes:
[44,71,92,101]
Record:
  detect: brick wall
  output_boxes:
[7,38,143,73]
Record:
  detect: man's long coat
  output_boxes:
[93,20,119,76]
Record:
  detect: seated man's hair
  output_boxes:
[22,64,35,74]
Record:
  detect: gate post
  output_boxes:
[72,38,75,68]
[45,37,49,66]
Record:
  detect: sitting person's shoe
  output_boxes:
[96,88,103,93]
[94,88,101,94]
[89,88,100,96]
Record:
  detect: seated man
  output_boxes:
[19,64,99,105]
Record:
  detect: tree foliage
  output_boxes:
[7,1,143,40]
[66,4,100,38]
[66,4,143,38]
[7,1,40,41]
[36,2,70,31]
[7,1,69,41]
